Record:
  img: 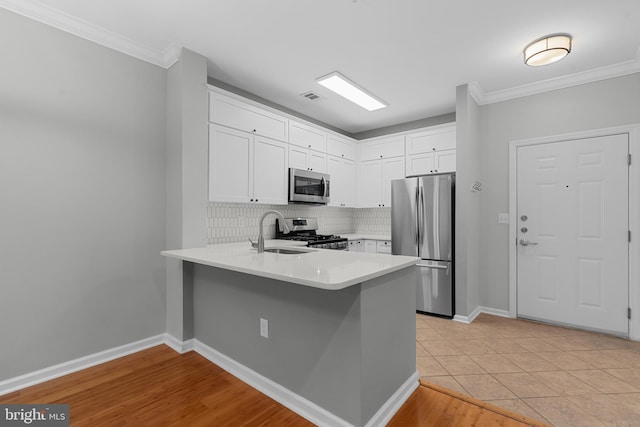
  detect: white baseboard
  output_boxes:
[194,339,418,427]
[364,371,419,427]
[0,334,166,397]
[453,306,513,324]
[163,334,195,354]
[194,339,353,426]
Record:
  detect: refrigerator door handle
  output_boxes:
[419,186,425,248]
[417,262,449,270]
[415,185,421,249]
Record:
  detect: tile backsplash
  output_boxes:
[207,203,391,244]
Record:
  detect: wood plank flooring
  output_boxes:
[0,345,548,426]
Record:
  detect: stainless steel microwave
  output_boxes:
[288,168,330,205]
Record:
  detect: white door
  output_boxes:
[516,134,629,335]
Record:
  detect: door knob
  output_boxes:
[520,239,538,246]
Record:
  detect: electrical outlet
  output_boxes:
[260,318,269,338]
[498,213,509,224]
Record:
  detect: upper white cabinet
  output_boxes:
[357,136,405,208]
[327,155,356,207]
[405,123,456,176]
[359,135,405,161]
[289,145,327,172]
[289,121,327,152]
[327,135,356,160]
[209,124,288,204]
[209,92,289,142]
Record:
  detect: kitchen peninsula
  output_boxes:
[162,241,419,427]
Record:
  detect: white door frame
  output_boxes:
[508,124,640,340]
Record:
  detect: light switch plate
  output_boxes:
[260,318,269,338]
[498,213,509,224]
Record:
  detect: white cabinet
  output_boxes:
[209,124,288,204]
[405,124,456,176]
[359,135,404,162]
[348,239,364,252]
[358,157,405,208]
[289,121,327,152]
[376,240,392,254]
[364,240,377,253]
[289,145,327,172]
[209,92,289,142]
[327,135,356,160]
[327,155,356,207]
[357,135,405,207]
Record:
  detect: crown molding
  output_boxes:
[469,51,640,106]
[0,0,179,68]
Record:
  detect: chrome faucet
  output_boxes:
[255,210,290,253]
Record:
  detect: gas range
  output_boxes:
[275,218,349,250]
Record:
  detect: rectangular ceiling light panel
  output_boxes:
[316,72,386,111]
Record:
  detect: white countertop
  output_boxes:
[341,233,392,241]
[161,240,418,290]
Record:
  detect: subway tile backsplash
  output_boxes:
[207,203,391,244]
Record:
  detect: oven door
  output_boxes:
[289,168,330,204]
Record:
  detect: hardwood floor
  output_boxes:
[0,345,547,426]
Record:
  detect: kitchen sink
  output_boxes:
[263,248,314,255]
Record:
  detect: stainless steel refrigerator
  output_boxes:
[391,173,455,317]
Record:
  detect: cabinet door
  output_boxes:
[327,156,344,207]
[327,135,356,160]
[308,150,327,172]
[406,152,434,176]
[382,157,405,207]
[376,240,392,254]
[342,159,356,207]
[253,136,288,204]
[289,121,327,152]
[357,160,382,208]
[356,240,365,252]
[434,149,456,173]
[288,145,308,170]
[358,135,404,162]
[209,125,252,202]
[209,92,288,141]
[405,124,456,155]
[328,156,356,207]
[364,240,377,253]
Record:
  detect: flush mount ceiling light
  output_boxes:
[524,34,572,66]
[316,72,387,111]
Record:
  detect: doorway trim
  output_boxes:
[508,124,640,340]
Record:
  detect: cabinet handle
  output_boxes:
[253,129,256,133]
[380,155,383,158]
[250,199,254,202]
[308,144,311,148]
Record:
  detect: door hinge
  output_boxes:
[629,153,632,166]
[628,307,632,320]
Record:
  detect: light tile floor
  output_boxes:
[417,313,640,426]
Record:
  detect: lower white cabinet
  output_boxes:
[364,240,377,253]
[358,157,405,207]
[376,240,391,254]
[209,124,288,204]
[349,239,392,254]
[327,155,356,207]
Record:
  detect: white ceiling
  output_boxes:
[3,0,640,135]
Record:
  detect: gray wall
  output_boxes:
[192,264,416,426]
[475,73,640,312]
[454,84,481,316]
[165,48,208,341]
[0,9,167,380]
